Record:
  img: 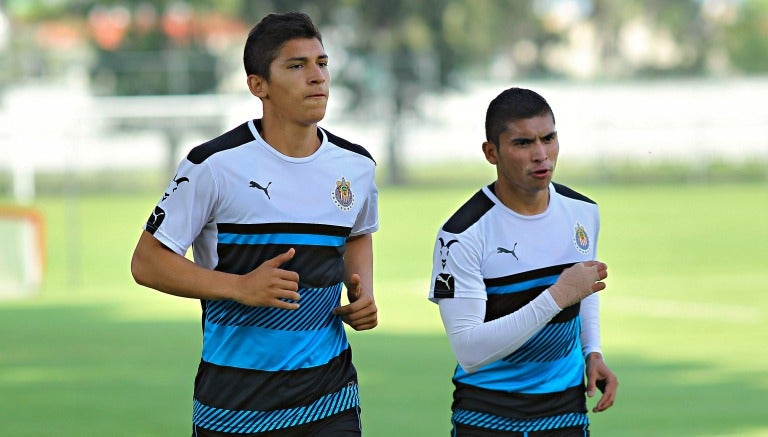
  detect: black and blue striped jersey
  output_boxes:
[429,182,599,434]
[145,119,378,434]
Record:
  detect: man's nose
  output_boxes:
[531,140,548,161]
[308,65,326,83]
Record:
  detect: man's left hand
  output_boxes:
[586,352,618,413]
[333,273,378,331]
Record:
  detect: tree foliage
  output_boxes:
[4,0,766,183]
[9,0,767,87]
[725,0,768,73]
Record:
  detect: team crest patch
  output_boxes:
[332,177,355,211]
[573,222,590,254]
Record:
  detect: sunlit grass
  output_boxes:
[1,181,767,436]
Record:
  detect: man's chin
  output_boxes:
[304,108,327,124]
[303,117,325,126]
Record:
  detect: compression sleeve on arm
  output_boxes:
[579,293,602,358]
[438,291,562,374]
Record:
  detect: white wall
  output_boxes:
[1,78,767,200]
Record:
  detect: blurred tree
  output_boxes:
[312,0,538,184]
[87,2,220,95]
[227,0,526,183]
[5,0,765,181]
[228,0,760,183]
[724,0,768,73]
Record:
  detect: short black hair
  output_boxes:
[485,87,555,146]
[243,12,323,80]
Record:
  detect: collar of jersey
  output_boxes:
[247,119,327,163]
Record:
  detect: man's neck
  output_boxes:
[259,116,321,158]
[494,183,550,216]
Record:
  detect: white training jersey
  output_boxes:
[429,181,599,433]
[147,118,378,269]
[143,118,378,434]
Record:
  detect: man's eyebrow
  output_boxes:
[510,131,556,143]
[284,54,329,63]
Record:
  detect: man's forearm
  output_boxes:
[131,230,238,301]
[343,233,373,295]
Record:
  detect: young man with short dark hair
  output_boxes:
[430,87,618,436]
[132,12,378,436]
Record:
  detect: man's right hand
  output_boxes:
[233,248,301,309]
[548,261,608,309]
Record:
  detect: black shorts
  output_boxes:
[452,423,589,437]
[192,407,361,437]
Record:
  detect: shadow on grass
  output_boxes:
[0,303,200,437]
[1,304,767,437]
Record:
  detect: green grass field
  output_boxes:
[1,182,767,436]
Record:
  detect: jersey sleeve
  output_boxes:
[429,227,486,302]
[439,294,561,373]
[580,204,602,355]
[143,158,218,256]
[349,172,379,237]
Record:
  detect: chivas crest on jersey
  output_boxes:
[573,222,590,253]
[332,177,355,211]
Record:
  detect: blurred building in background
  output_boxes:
[0,0,767,198]
[4,0,767,92]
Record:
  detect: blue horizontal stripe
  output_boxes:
[218,233,346,247]
[486,275,559,295]
[202,318,348,371]
[454,347,583,394]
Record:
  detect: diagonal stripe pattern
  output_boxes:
[205,283,342,331]
[453,409,588,432]
[502,317,580,364]
[193,382,359,434]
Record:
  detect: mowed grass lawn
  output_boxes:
[0,182,767,436]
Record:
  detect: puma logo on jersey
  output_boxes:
[146,206,166,234]
[434,273,454,293]
[497,243,518,260]
[250,181,272,199]
[162,175,190,200]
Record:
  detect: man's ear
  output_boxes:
[247,74,268,98]
[482,141,498,165]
